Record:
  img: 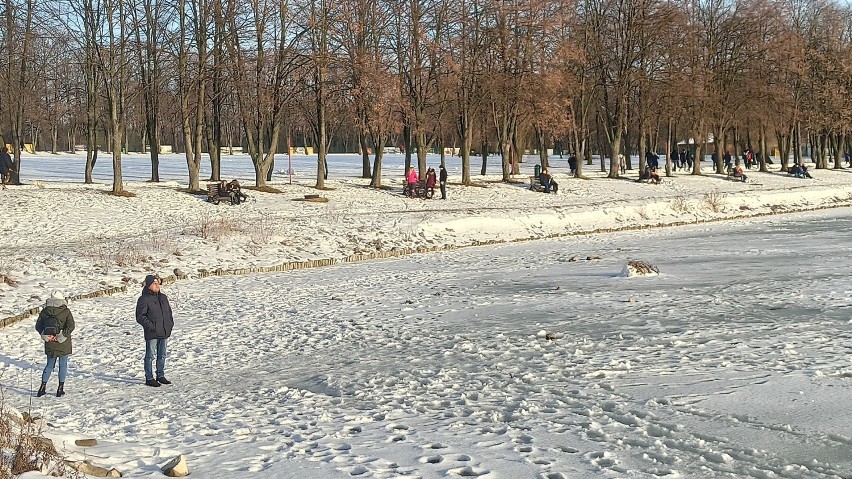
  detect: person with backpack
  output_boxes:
[34,291,75,397]
[136,274,175,387]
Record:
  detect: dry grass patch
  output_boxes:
[193,212,242,240]
[179,187,209,195]
[670,196,691,213]
[703,190,728,213]
[102,190,136,198]
[293,196,329,203]
[244,185,283,194]
[0,389,84,478]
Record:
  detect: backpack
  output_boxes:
[41,314,60,337]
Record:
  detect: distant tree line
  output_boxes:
[0,0,849,193]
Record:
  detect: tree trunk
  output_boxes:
[832,133,843,169]
[758,125,769,173]
[776,127,791,172]
[792,122,802,165]
[480,126,488,175]
[535,125,548,170]
[110,109,124,194]
[664,118,673,177]
[403,123,412,172]
[369,131,391,188]
[359,131,371,178]
[51,125,58,154]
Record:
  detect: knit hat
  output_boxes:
[45,291,67,308]
[143,274,160,289]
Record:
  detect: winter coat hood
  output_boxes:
[45,291,67,308]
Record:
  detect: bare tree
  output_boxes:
[393,0,448,180]
[130,0,167,181]
[584,0,644,178]
[173,0,211,191]
[446,0,487,184]
[205,0,226,181]
[224,0,301,188]
[3,0,37,184]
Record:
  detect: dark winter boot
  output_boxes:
[36,382,47,397]
[56,382,65,398]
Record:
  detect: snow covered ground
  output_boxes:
[1,152,851,478]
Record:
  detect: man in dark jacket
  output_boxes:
[439,164,448,200]
[0,146,13,188]
[136,275,174,387]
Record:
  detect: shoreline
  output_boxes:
[2,186,849,329]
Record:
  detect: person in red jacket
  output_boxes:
[425,167,437,198]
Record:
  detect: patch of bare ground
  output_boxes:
[102,190,136,198]
[243,185,284,194]
[293,195,329,203]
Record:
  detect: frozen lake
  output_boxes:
[2,208,850,478]
[15,152,510,183]
[14,151,716,183]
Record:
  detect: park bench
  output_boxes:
[206,183,232,205]
[726,173,747,182]
[529,175,545,192]
[529,175,559,193]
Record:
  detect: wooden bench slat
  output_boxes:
[206,184,232,204]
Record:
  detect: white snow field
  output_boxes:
[0,152,851,478]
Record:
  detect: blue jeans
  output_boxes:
[144,338,168,380]
[42,355,68,383]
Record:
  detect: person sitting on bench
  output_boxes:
[789,164,803,177]
[731,164,747,182]
[227,179,248,205]
[539,169,555,193]
[649,167,661,184]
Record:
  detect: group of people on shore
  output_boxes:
[672,149,695,171]
[34,274,175,397]
[405,165,447,199]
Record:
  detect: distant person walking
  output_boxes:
[0,146,13,188]
[439,165,448,199]
[136,275,174,387]
[35,291,75,397]
[567,152,577,176]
